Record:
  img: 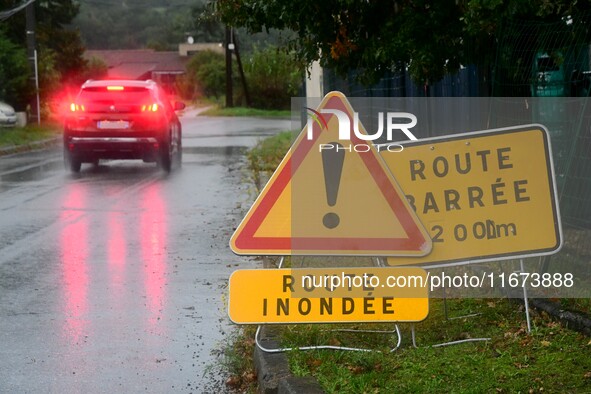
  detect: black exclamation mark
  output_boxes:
[322,143,345,229]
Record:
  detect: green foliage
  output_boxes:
[180,45,301,109]
[184,50,226,99]
[37,49,62,102]
[72,0,217,50]
[36,0,80,27]
[244,46,302,110]
[0,31,32,110]
[197,57,226,98]
[1,1,84,76]
[71,0,282,52]
[0,0,85,110]
[43,29,87,84]
[191,2,226,44]
[214,0,591,85]
[246,130,293,194]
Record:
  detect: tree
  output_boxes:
[71,0,223,50]
[213,0,591,85]
[191,2,225,43]
[0,29,32,110]
[39,28,86,84]
[1,0,85,84]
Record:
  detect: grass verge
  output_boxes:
[230,131,591,393]
[200,106,291,118]
[0,124,60,149]
[285,298,591,393]
[247,130,293,187]
[223,325,259,393]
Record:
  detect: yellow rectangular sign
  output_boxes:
[380,125,562,267]
[228,268,429,324]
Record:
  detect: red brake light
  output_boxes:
[107,86,124,91]
[70,103,85,112]
[141,103,159,112]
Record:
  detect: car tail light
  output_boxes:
[107,86,124,91]
[70,103,85,112]
[141,103,159,112]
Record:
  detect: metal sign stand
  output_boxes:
[246,239,544,356]
[409,258,532,348]
[254,257,404,353]
[254,258,534,353]
[255,325,402,354]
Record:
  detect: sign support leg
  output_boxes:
[520,259,532,333]
[412,259,534,347]
[411,272,490,348]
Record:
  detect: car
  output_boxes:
[63,79,185,173]
[0,101,17,127]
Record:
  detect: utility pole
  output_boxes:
[232,31,250,107]
[225,26,233,108]
[25,1,40,124]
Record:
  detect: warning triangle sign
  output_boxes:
[230,91,432,256]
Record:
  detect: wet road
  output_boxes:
[0,110,290,393]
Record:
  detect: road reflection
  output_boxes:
[140,183,168,333]
[108,209,126,298]
[60,182,89,345]
[59,173,169,346]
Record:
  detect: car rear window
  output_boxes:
[78,86,153,113]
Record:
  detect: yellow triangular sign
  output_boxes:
[230,91,432,256]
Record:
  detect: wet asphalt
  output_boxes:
[0,109,291,393]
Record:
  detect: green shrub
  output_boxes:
[180,47,302,109]
[247,130,293,173]
[184,50,226,99]
[245,47,302,110]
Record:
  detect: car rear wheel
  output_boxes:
[158,139,172,172]
[176,134,182,168]
[64,148,81,173]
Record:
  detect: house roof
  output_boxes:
[85,49,188,80]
